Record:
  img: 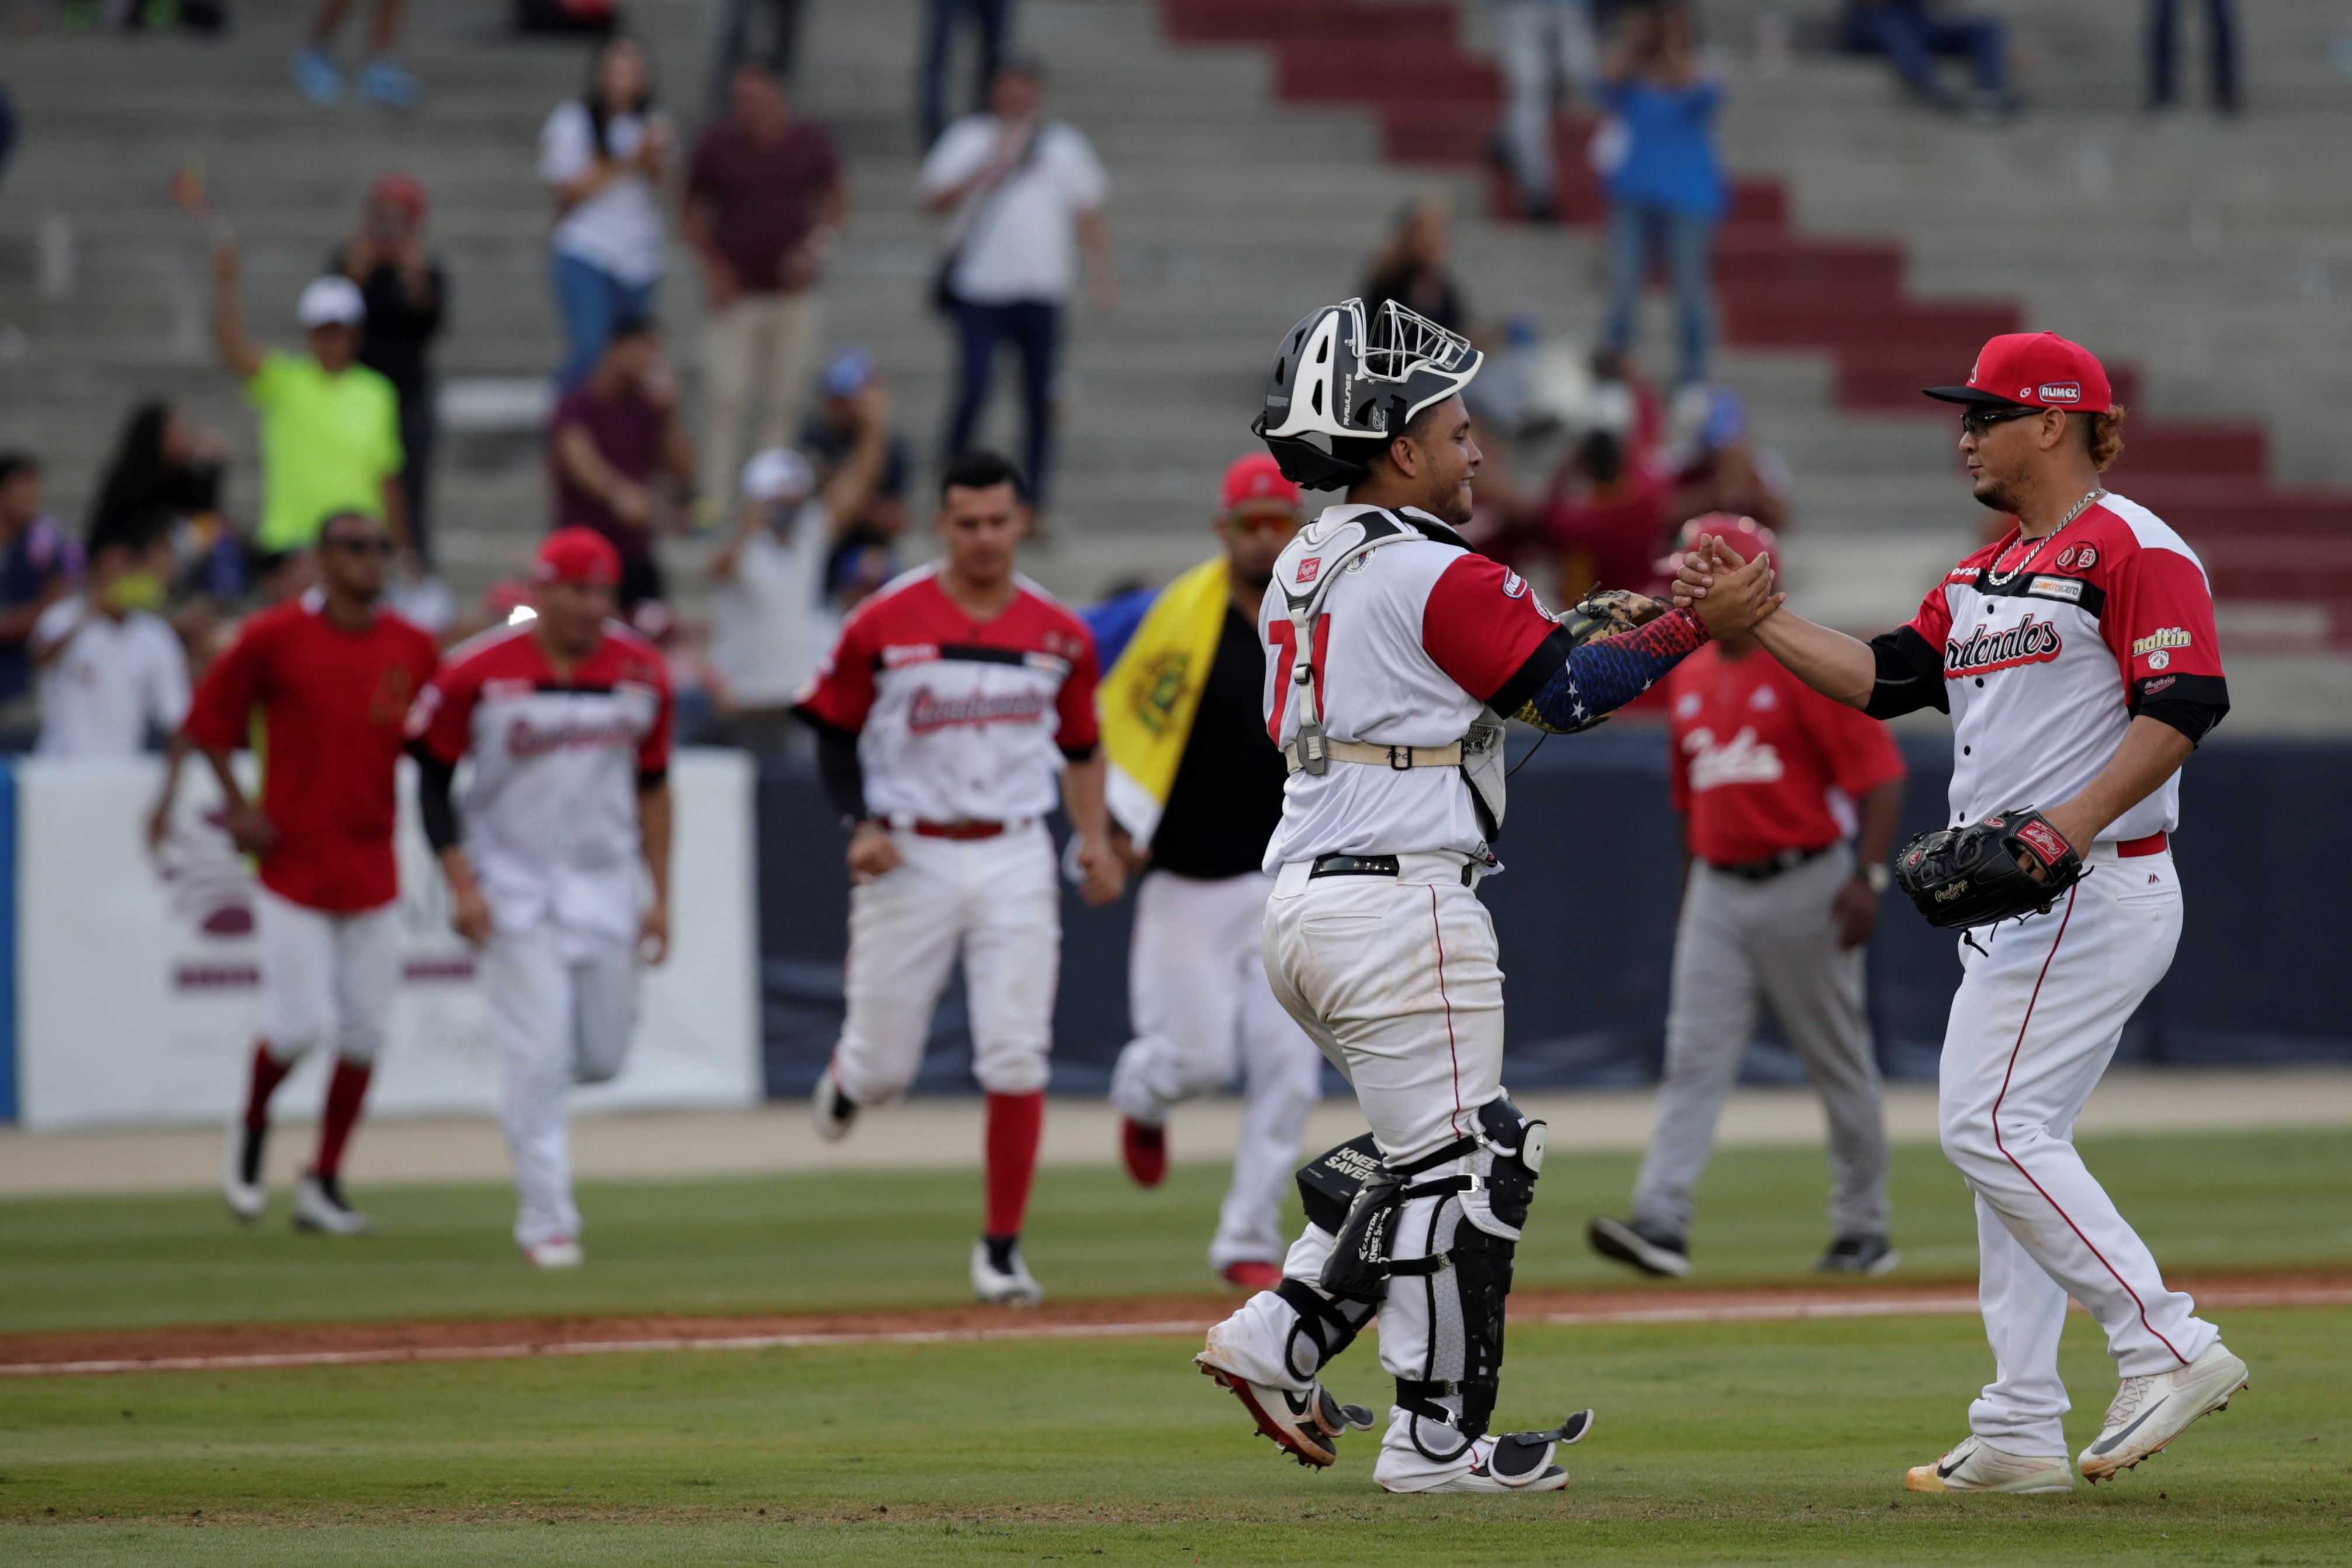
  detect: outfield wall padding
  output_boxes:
[755,734,2352,1097]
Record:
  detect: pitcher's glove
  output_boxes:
[1894,809,2084,930]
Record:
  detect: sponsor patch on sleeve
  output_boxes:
[2131,627,2194,657]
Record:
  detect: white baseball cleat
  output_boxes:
[970,1239,1043,1306]
[523,1237,585,1269]
[221,1118,266,1223]
[2077,1342,2249,1482]
[291,1171,373,1235]
[811,1066,858,1143]
[1393,1414,1595,1494]
[1195,1323,1376,1469]
[1904,1435,2074,1493]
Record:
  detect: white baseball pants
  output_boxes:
[1940,846,2219,1456]
[832,823,1059,1103]
[1210,855,1512,1492]
[1109,869,1323,1269]
[483,922,640,1250]
[255,886,402,1066]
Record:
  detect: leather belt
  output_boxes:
[2117,831,2168,858]
[1309,852,1477,887]
[910,819,1008,841]
[1283,737,1462,773]
[1707,842,1836,883]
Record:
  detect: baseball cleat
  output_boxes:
[1121,1116,1167,1188]
[1904,1435,2074,1493]
[1816,1233,1902,1276]
[291,1171,373,1235]
[1588,1216,1692,1278]
[523,1237,585,1269]
[1395,1413,1595,1494]
[811,1066,858,1142]
[1220,1260,1283,1292]
[2077,1342,2249,1482]
[971,1238,1043,1306]
[221,1118,266,1223]
[1195,1331,1375,1468]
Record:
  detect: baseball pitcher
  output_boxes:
[1193,298,1778,1494]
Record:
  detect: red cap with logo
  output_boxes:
[1924,331,2114,413]
[535,526,623,587]
[1219,453,1302,516]
[1657,512,1779,578]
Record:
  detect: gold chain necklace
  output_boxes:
[1983,488,2107,588]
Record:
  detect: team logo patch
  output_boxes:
[2038,381,2083,404]
[1501,570,1528,599]
[2148,650,2171,669]
[2132,627,2193,656]
[1295,556,1322,585]
[1945,613,2064,677]
[2028,574,2084,602]
[2072,545,2097,570]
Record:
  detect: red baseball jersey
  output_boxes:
[407,622,674,942]
[183,592,441,913]
[1667,643,1906,866]
[1897,493,2223,841]
[794,566,1099,824]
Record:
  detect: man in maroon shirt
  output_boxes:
[684,61,845,517]
[164,509,441,1235]
[547,317,697,612]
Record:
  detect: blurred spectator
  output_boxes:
[1840,0,2015,119]
[710,0,804,107]
[1664,385,1791,534]
[918,0,1012,151]
[292,0,419,109]
[0,85,15,190]
[707,386,890,751]
[801,348,914,558]
[547,315,695,612]
[0,454,81,718]
[85,401,245,601]
[1545,425,1670,601]
[2149,0,2237,114]
[332,174,446,566]
[542,34,673,388]
[514,0,618,34]
[32,537,189,758]
[921,58,1113,519]
[1599,1,1723,391]
[1489,0,1599,222]
[1362,196,1469,337]
[1592,345,1666,457]
[684,62,845,519]
[213,242,411,560]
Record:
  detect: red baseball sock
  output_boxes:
[983,1091,1045,1239]
[313,1058,374,1177]
[242,1040,294,1132]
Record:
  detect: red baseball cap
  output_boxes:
[1219,453,1302,516]
[535,526,623,587]
[1656,512,1779,578]
[1924,331,2114,413]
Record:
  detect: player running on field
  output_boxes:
[1676,331,2247,1493]
[795,449,1123,1306]
[1195,299,1778,1494]
[407,528,675,1270]
[1093,453,1325,1293]
[1590,513,1909,1281]
[171,508,440,1234]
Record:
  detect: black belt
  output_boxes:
[1708,842,1836,883]
[1309,852,1477,887]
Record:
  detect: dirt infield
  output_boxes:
[9,1271,2349,1378]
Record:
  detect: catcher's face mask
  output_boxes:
[1253,299,1483,491]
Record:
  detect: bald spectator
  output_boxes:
[547,316,696,613]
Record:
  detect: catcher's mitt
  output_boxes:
[1894,809,2084,930]
[1534,589,1668,734]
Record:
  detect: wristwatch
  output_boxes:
[1861,862,1892,895]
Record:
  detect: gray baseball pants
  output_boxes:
[1630,842,1891,1240]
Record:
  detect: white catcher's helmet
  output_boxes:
[1251,298,1483,490]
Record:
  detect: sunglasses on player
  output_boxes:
[1224,507,1300,535]
[1958,405,2045,438]
[322,535,394,556]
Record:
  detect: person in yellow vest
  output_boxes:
[1093,455,1323,1291]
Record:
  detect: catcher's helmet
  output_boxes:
[1251,298,1482,490]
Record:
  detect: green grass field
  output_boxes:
[4,1129,2350,1563]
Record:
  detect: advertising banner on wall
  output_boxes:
[15,750,759,1130]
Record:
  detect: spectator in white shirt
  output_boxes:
[542,34,675,387]
[919,58,1114,517]
[707,377,893,753]
[32,539,190,759]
